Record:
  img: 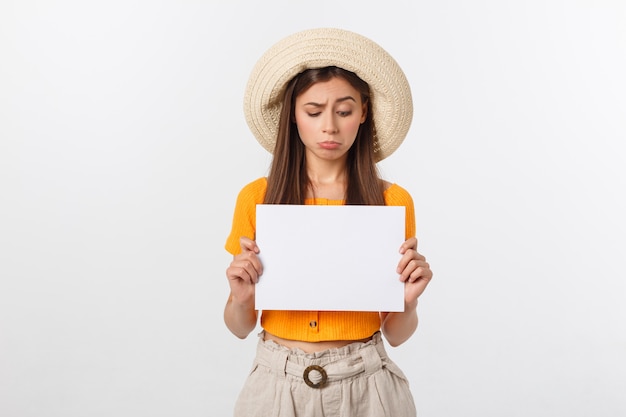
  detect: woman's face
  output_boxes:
[294,77,367,163]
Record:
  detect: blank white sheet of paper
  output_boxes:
[255,204,405,312]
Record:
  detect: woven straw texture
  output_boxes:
[243,28,413,161]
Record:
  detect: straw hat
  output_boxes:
[243,28,413,161]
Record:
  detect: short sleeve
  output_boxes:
[224,178,267,255]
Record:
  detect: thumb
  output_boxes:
[239,236,260,254]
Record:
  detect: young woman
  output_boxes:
[224,28,433,417]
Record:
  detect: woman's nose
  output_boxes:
[322,114,338,134]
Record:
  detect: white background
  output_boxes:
[1,1,624,416]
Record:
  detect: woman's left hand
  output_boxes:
[397,237,433,305]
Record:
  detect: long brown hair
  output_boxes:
[263,66,385,205]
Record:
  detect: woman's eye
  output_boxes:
[307,112,321,117]
[337,111,352,117]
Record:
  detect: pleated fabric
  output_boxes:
[233,332,416,417]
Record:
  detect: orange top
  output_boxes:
[225,177,416,342]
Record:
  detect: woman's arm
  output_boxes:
[224,237,263,339]
[381,237,432,347]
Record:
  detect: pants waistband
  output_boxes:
[254,333,387,388]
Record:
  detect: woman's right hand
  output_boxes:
[225,237,263,305]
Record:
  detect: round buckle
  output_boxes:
[303,365,328,389]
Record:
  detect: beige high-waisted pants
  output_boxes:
[233,332,416,417]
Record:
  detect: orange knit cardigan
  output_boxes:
[225,177,416,342]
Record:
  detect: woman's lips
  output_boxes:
[319,141,340,150]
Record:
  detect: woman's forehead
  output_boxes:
[296,78,361,104]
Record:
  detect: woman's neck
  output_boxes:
[305,158,348,200]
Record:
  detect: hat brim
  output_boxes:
[244,28,413,162]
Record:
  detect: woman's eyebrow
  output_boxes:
[336,96,357,103]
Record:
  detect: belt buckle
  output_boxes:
[303,365,328,389]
